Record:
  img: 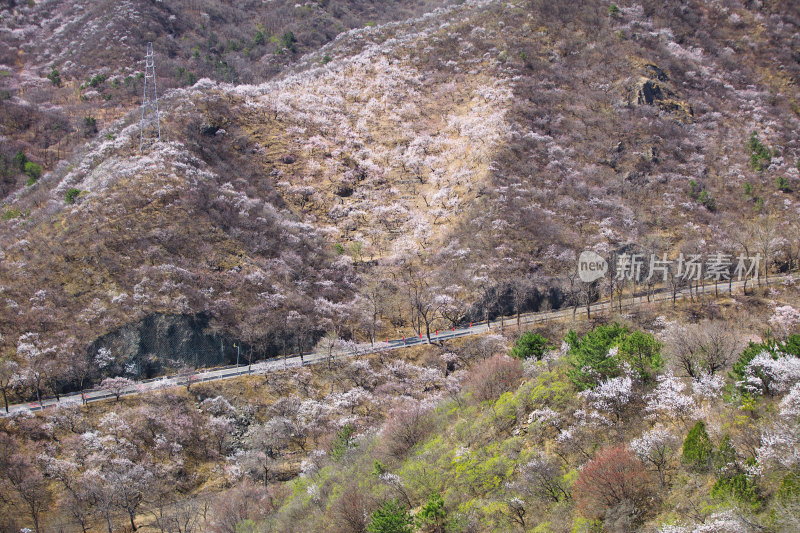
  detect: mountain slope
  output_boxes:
[2,0,800,388]
[0,0,456,199]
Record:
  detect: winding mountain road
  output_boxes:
[4,273,795,415]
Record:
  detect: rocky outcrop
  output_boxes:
[630,63,694,122]
[87,313,245,379]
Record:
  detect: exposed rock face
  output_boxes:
[464,284,566,323]
[637,79,667,105]
[87,313,244,379]
[644,63,669,82]
[630,63,694,122]
[200,124,221,136]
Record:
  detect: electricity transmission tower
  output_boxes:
[139,42,161,152]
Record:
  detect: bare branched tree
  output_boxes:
[667,321,743,379]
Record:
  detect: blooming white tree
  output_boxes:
[17,332,57,403]
[94,347,114,369]
[691,372,725,400]
[240,418,292,486]
[527,408,561,429]
[416,366,445,393]
[329,387,371,415]
[341,359,378,390]
[768,305,800,338]
[756,382,800,469]
[741,351,800,395]
[630,426,680,486]
[299,449,328,479]
[297,398,335,444]
[199,395,237,418]
[206,415,235,456]
[658,510,749,533]
[691,371,725,418]
[97,411,131,443]
[101,457,155,532]
[780,382,800,419]
[644,372,696,422]
[0,357,20,413]
[41,454,95,533]
[383,360,422,385]
[578,374,634,422]
[46,401,86,434]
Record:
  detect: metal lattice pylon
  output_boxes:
[139,42,161,152]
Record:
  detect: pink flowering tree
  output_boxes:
[768,305,800,339]
[99,376,134,402]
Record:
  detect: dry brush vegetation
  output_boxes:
[1,0,800,531]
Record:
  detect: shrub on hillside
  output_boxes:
[566,323,629,390]
[65,188,80,204]
[465,354,523,402]
[380,402,434,459]
[279,32,297,53]
[713,434,737,476]
[688,180,716,211]
[777,471,800,503]
[618,330,663,383]
[83,116,98,137]
[510,332,552,360]
[415,492,447,533]
[566,324,661,390]
[329,480,375,533]
[573,445,654,525]
[367,499,413,533]
[711,472,760,510]
[88,73,106,88]
[24,161,42,181]
[783,335,800,357]
[748,131,772,171]
[682,420,714,472]
[513,451,571,503]
[12,150,27,171]
[47,66,61,87]
[331,423,357,460]
[208,481,273,533]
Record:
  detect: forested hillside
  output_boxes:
[2,0,800,394]
[0,0,455,197]
[1,0,800,531]
[2,280,800,532]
